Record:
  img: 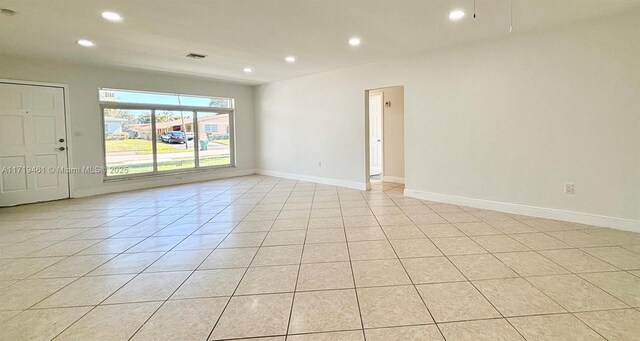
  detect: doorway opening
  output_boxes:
[365,86,404,189]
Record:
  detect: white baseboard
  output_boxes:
[72,168,257,198]
[257,169,367,191]
[404,188,640,233]
[383,176,405,184]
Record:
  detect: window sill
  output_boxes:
[103,164,236,183]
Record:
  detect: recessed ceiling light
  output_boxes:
[243,67,253,73]
[285,56,296,63]
[101,11,123,22]
[76,39,96,47]
[348,37,361,46]
[449,9,465,21]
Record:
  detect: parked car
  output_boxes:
[161,131,186,144]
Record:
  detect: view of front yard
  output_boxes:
[105,139,229,155]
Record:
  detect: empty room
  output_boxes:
[1,0,639,340]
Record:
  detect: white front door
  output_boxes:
[369,91,383,176]
[0,83,69,206]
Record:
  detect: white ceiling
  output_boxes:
[1,0,639,84]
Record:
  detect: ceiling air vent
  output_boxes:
[185,53,207,60]
[1,8,17,16]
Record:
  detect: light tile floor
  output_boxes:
[0,175,639,340]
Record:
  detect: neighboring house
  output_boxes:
[104,117,128,134]
[128,115,229,141]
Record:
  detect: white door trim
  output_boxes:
[0,78,74,203]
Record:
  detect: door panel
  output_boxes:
[0,83,69,206]
[369,92,383,176]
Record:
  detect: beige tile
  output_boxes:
[210,293,293,339]
[580,271,640,307]
[455,222,502,236]
[131,297,228,340]
[89,252,164,275]
[125,236,184,253]
[365,325,443,341]
[144,250,210,272]
[401,257,465,284]
[357,285,433,328]
[390,239,442,258]
[474,278,565,316]
[352,259,411,287]
[171,268,245,299]
[509,314,605,340]
[523,218,573,232]
[305,228,346,243]
[417,282,500,322]
[539,249,619,273]
[199,247,257,269]
[0,257,66,281]
[488,220,538,234]
[271,218,308,231]
[262,230,307,246]
[288,330,363,340]
[236,264,298,295]
[408,213,447,224]
[575,309,640,341]
[233,220,274,232]
[289,289,361,334]
[55,302,161,341]
[252,245,303,266]
[510,233,571,250]
[381,225,426,240]
[471,234,529,253]
[173,234,225,250]
[494,251,569,276]
[348,240,397,260]
[0,310,20,324]
[439,319,525,341]
[297,262,354,291]
[431,236,487,255]
[345,227,387,241]
[582,246,640,270]
[218,232,267,248]
[0,277,76,310]
[547,230,613,248]
[449,254,519,280]
[418,224,464,238]
[104,271,190,304]
[308,217,344,229]
[29,239,100,257]
[302,243,350,263]
[0,307,91,341]
[35,274,133,308]
[33,254,115,279]
[440,212,481,224]
[527,274,627,312]
[343,215,379,228]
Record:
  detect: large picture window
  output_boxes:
[100,88,234,178]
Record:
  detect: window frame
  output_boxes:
[100,101,236,181]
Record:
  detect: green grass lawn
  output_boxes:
[106,139,229,154]
[105,139,179,154]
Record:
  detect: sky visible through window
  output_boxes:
[99,88,233,108]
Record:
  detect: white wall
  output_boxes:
[0,56,256,197]
[255,12,640,227]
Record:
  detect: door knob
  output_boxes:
[57,147,65,151]
[59,138,65,142]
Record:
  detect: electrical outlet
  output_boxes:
[564,183,575,195]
